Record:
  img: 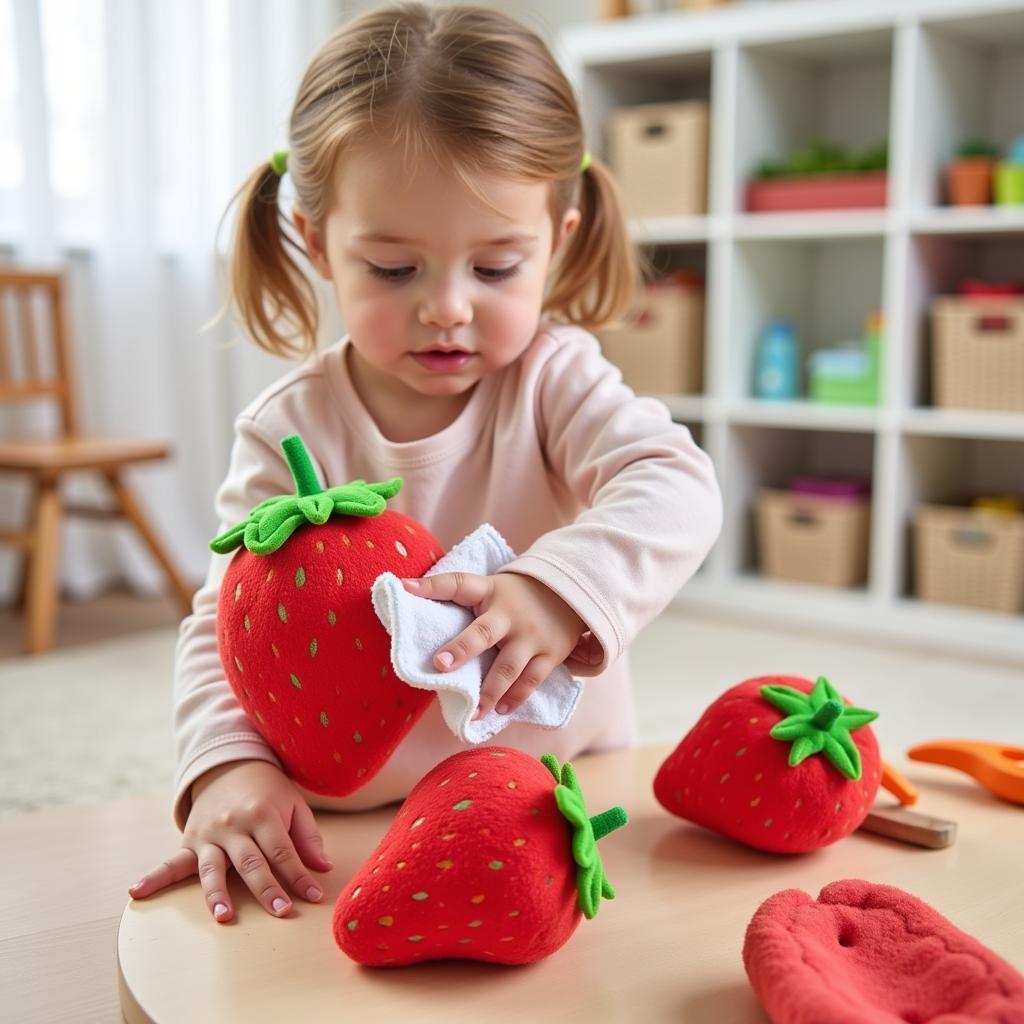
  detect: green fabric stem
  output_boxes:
[209,433,402,555]
[760,676,879,781]
[541,753,629,920]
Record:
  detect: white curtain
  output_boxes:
[0,0,345,604]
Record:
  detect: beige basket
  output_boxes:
[913,505,1024,613]
[606,101,709,219]
[930,297,1024,412]
[597,283,704,395]
[756,490,871,589]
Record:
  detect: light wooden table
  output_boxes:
[3,744,1022,1023]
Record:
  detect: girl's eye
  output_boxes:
[367,264,415,282]
[476,265,520,282]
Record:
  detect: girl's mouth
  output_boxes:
[411,350,474,373]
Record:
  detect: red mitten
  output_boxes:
[213,434,443,797]
[743,880,1024,1024]
[333,747,628,966]
[654,675,880,852]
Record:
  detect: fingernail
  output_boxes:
[436,651,454,669]
[214,902,229,918]
[272,897,289,913]
[129,881,143,893]
[403,578,421,591]
[306,886,322,901]
[473,706,484,720]
[496,702,509,715]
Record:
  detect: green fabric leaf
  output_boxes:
[206,436,405,556]
[839,707,879,729]
[762,677,877,780]
[545,754,627,921]
[769,714,815,740]
[789,732,825,766]
[809,676,832,710]
[759,685,813,717]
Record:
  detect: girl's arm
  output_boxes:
[502,327,723,675]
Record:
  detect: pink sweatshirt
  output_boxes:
[172,322,721,829]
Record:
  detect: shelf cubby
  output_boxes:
[895,432,1024,602]
[729,236,884,403]
[724,424,875,579]
[905,231,1024,410]
[911,8,1024,212]
[733,28,894,216]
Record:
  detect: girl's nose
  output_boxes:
[417,277,473,328]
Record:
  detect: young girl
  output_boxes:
[129,2,721,924]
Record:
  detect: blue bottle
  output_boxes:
[753,319,799,400]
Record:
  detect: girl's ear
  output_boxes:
[552,207,581,257]
[292,208,333,280]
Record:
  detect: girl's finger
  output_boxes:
[289,799,334,874]
[128,847,199,899]
[225,836,293,918]
[196,844,234,923]
[402,571,493,609]
[251,815,326,905]
[498,655,555,714]
[476,642,531,720]
[437,610,510,673]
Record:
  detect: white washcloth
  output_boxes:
[371,524,583,744]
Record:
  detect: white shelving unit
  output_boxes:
[561,0,1024,662]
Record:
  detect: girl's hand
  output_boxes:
[401,572,587,720]
[128,760,333,924]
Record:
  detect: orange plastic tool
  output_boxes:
[880,760,918,806]
[907,740,1024,806]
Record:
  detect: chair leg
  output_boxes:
[24,479,62,655]
[104,470,195,616]
[15,478,42,610]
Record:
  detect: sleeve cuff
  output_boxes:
[173,735,282,831]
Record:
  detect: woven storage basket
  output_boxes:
[607,101,709,219]
[913,505,1024,613]
[756,490,870,589]
[931,298,1024,412]
[597,283,704,395]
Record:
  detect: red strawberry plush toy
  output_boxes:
[212,434,444,797]
[333,747,629,966]
[654,675,880,853]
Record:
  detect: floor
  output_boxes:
[1,590,1021,817]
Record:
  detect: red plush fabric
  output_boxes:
[217,511,443,797]
[654,676,880,853]
[334,748,584,966]
[743,880,1024,1024]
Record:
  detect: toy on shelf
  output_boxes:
[333,748,629,966]
[743,880,1024,1024]
[752,319,799,400]
[995,136,1024,205]
[746,140,888,213]
[808,311,882,406]
[654,675,889,853]
[946,139,999,206]
[210,434,444,798]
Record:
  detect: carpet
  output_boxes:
[0,628,177,817]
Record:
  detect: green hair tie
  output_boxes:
[270,150,288,176]
[580,150,592,174]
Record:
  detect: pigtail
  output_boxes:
[544,156,641,332]
[222,160,320,359]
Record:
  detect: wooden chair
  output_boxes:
[0,268,194,654]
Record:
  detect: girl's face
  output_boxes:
[294,143,579,402]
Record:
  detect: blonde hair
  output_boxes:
[224,2,639,359]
